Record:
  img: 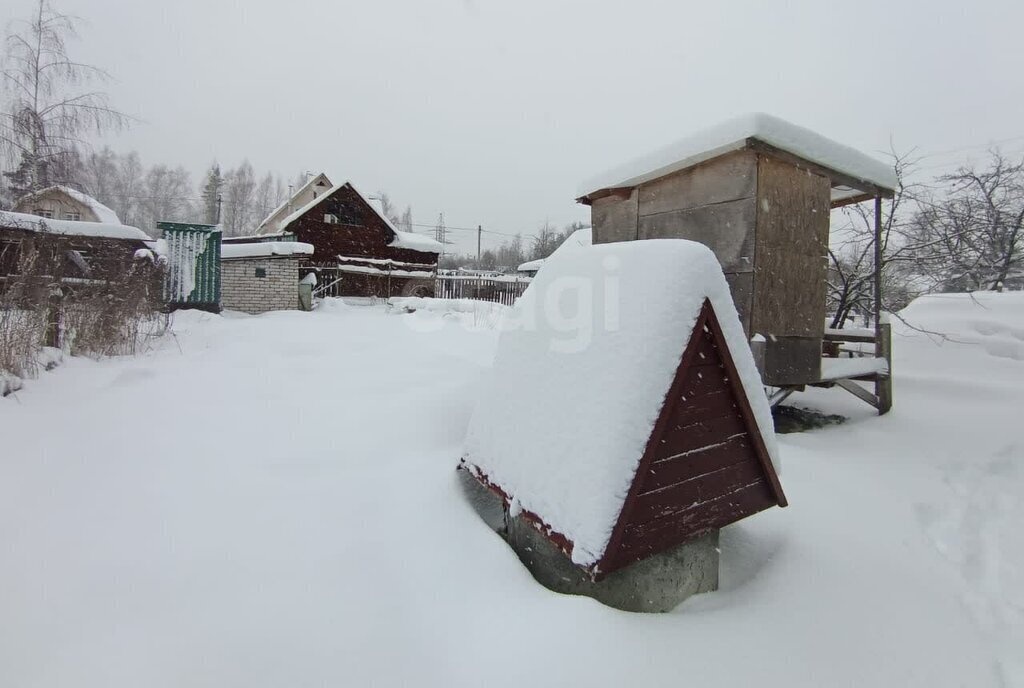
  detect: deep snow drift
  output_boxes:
[0,294,1020,687]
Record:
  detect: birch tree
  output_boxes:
[0,0,130,200]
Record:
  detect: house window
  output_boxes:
[34,209,54,219]
[321,199,362,226]
[324,213,339,224]
[63,211,81,221]
[255,267,267,278]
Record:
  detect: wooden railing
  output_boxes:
[433,275,530,306]
[309,267,532,306]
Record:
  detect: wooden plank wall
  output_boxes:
[607,317,776,570]
[752,156,830,337]
[591,191,639,244]
[635,151,759,333]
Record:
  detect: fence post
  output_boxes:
[876,323,892,415]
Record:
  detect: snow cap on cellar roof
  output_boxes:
[462,239,782,570]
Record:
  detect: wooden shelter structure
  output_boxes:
[460,240,786,609]
[0,210,151,290]
[576,113,895,413]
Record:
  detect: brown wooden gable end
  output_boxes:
[288,183,439,268]
[595,299,786,577]
[464,299,786,581]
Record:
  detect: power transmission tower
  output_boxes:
[435,213,446,248]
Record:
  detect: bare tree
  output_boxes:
[139,164,192,235]
[0,0,130,199]
[254,171,285,227]
[496,233,525,270]
[111,150,143,227]
[827,150,923,327]
[78,145,117,202]
[222,161,256,236]
[529,221,560,260]
[907,151,1024,292]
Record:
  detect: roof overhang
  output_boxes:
[576,114,897,208]
[578,137,896,208]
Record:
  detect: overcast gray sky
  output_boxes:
[8,0,1024,253]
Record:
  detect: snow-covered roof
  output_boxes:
[16,186,122,225]
[390,229,443,253]
[462,239,777,567]
[221,242,314,260]
[279,181,444,254]
[256,173,332,232]
[0,210,148,241]
[223,231,294,243]
[354,187,444,254]
[517,258,544,272]
[577,113,897,202]
[517,228,592,273]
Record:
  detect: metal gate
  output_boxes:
[159,222,221,312]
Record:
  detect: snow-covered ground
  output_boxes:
[1,293,1021,687]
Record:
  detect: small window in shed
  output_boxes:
[255,267,267,278]
[63,211,81,221]
[34,209,54,219]
[324,213,339,224]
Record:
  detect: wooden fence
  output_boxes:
[433,275,530,306]
[311,268,532,306]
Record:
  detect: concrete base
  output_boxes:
[508,516,719,613]
[458,469,720,613]
[457,467,507,532]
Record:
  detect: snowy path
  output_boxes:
[1,296,1020,687]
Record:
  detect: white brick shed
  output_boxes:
[220,242,314,314]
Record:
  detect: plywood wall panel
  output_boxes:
[638,198,756,272]
[591,192,638,244]
[637,150,758,217]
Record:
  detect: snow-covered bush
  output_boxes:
[0,233,167,393]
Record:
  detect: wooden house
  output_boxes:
[461,240,785,603]
[1,209,150,282]
[255,173,333,236]
[255,179,443,298]
[0,210,157,328]
[13,186,122,225]
[576,113,896,408]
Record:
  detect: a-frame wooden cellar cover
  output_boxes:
[461,239,786,577]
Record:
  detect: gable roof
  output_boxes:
[461,239,779,570]
[279,181,444,254]
[15,186,122,225]
[577,112,897,206]
[256,172,333,233]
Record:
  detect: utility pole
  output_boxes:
[216,194,223,225]
[477,224,482,268]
